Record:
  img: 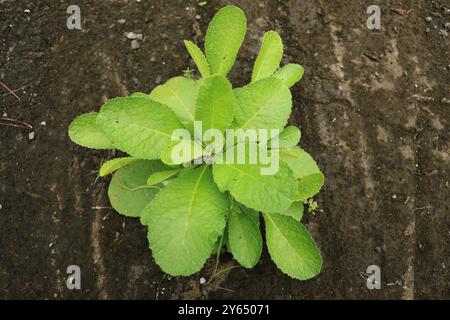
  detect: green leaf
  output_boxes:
[233,87,243,97]
[297,173,324,201]
[160,139,204,165]
[195,75,235,133]
[273,64,304,88]
[280,147,321,178]
[205,5,247,77]
[141,166,228,276]
[130,92,150,98]
[227,206,262,268]
[108,160,165,217]
[99,157,137,177]
[96,96,183,160]
[280,147,324,200]
[279,202,304,221]
[252,31,283,83]
[149,77,198,132]
[212,142,297,213]
[269,126,301,149]
[234,77,292,133]
[147,168,182,186]
[68,112,113,149]
[184,40,211,79]
[211,225,228,256]
[263,212,322,280]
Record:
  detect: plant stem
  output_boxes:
[114,178,161,192]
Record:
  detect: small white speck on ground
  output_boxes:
[124,32,143,40]
[117,19,126,24]
[131,40,140,50]
[200,277,206,284]
[40,121,46,126]
[28,131,35,140]
[49,242,54,248]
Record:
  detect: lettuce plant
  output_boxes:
[68,6,324,280]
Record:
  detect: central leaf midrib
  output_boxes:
[234,211,254,265]
[253,38,271,82]
[265,213,317,275]
[216,12,234,75]
[126,122,172,138]
[167,85,195,121]
[182,166,209,244]
[239,84,281,130]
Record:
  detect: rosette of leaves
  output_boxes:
[68,6,324,280]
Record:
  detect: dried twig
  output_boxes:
[0,117,33,129]
[0,80,21,101]
[91,206,112,210]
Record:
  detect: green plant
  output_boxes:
[68,5,324,280]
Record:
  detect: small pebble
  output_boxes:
[426,16,432,22]
[150,56,156,62]
[375,246,382,253]
[392,194,397,199]
[28,131,35,140]
[0,204,2,210]
[124,31,135,39]
[2,112,7,117]
[40,121,46,126]
[117,19,126,24]
[439,29,449,37]
[124,32,142,40]
[24,9,30,13]
[131,40,140,49]
[444,22,450,30]
[199,277,206,284]
[195,15,201,20]
[425,27,431,33]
